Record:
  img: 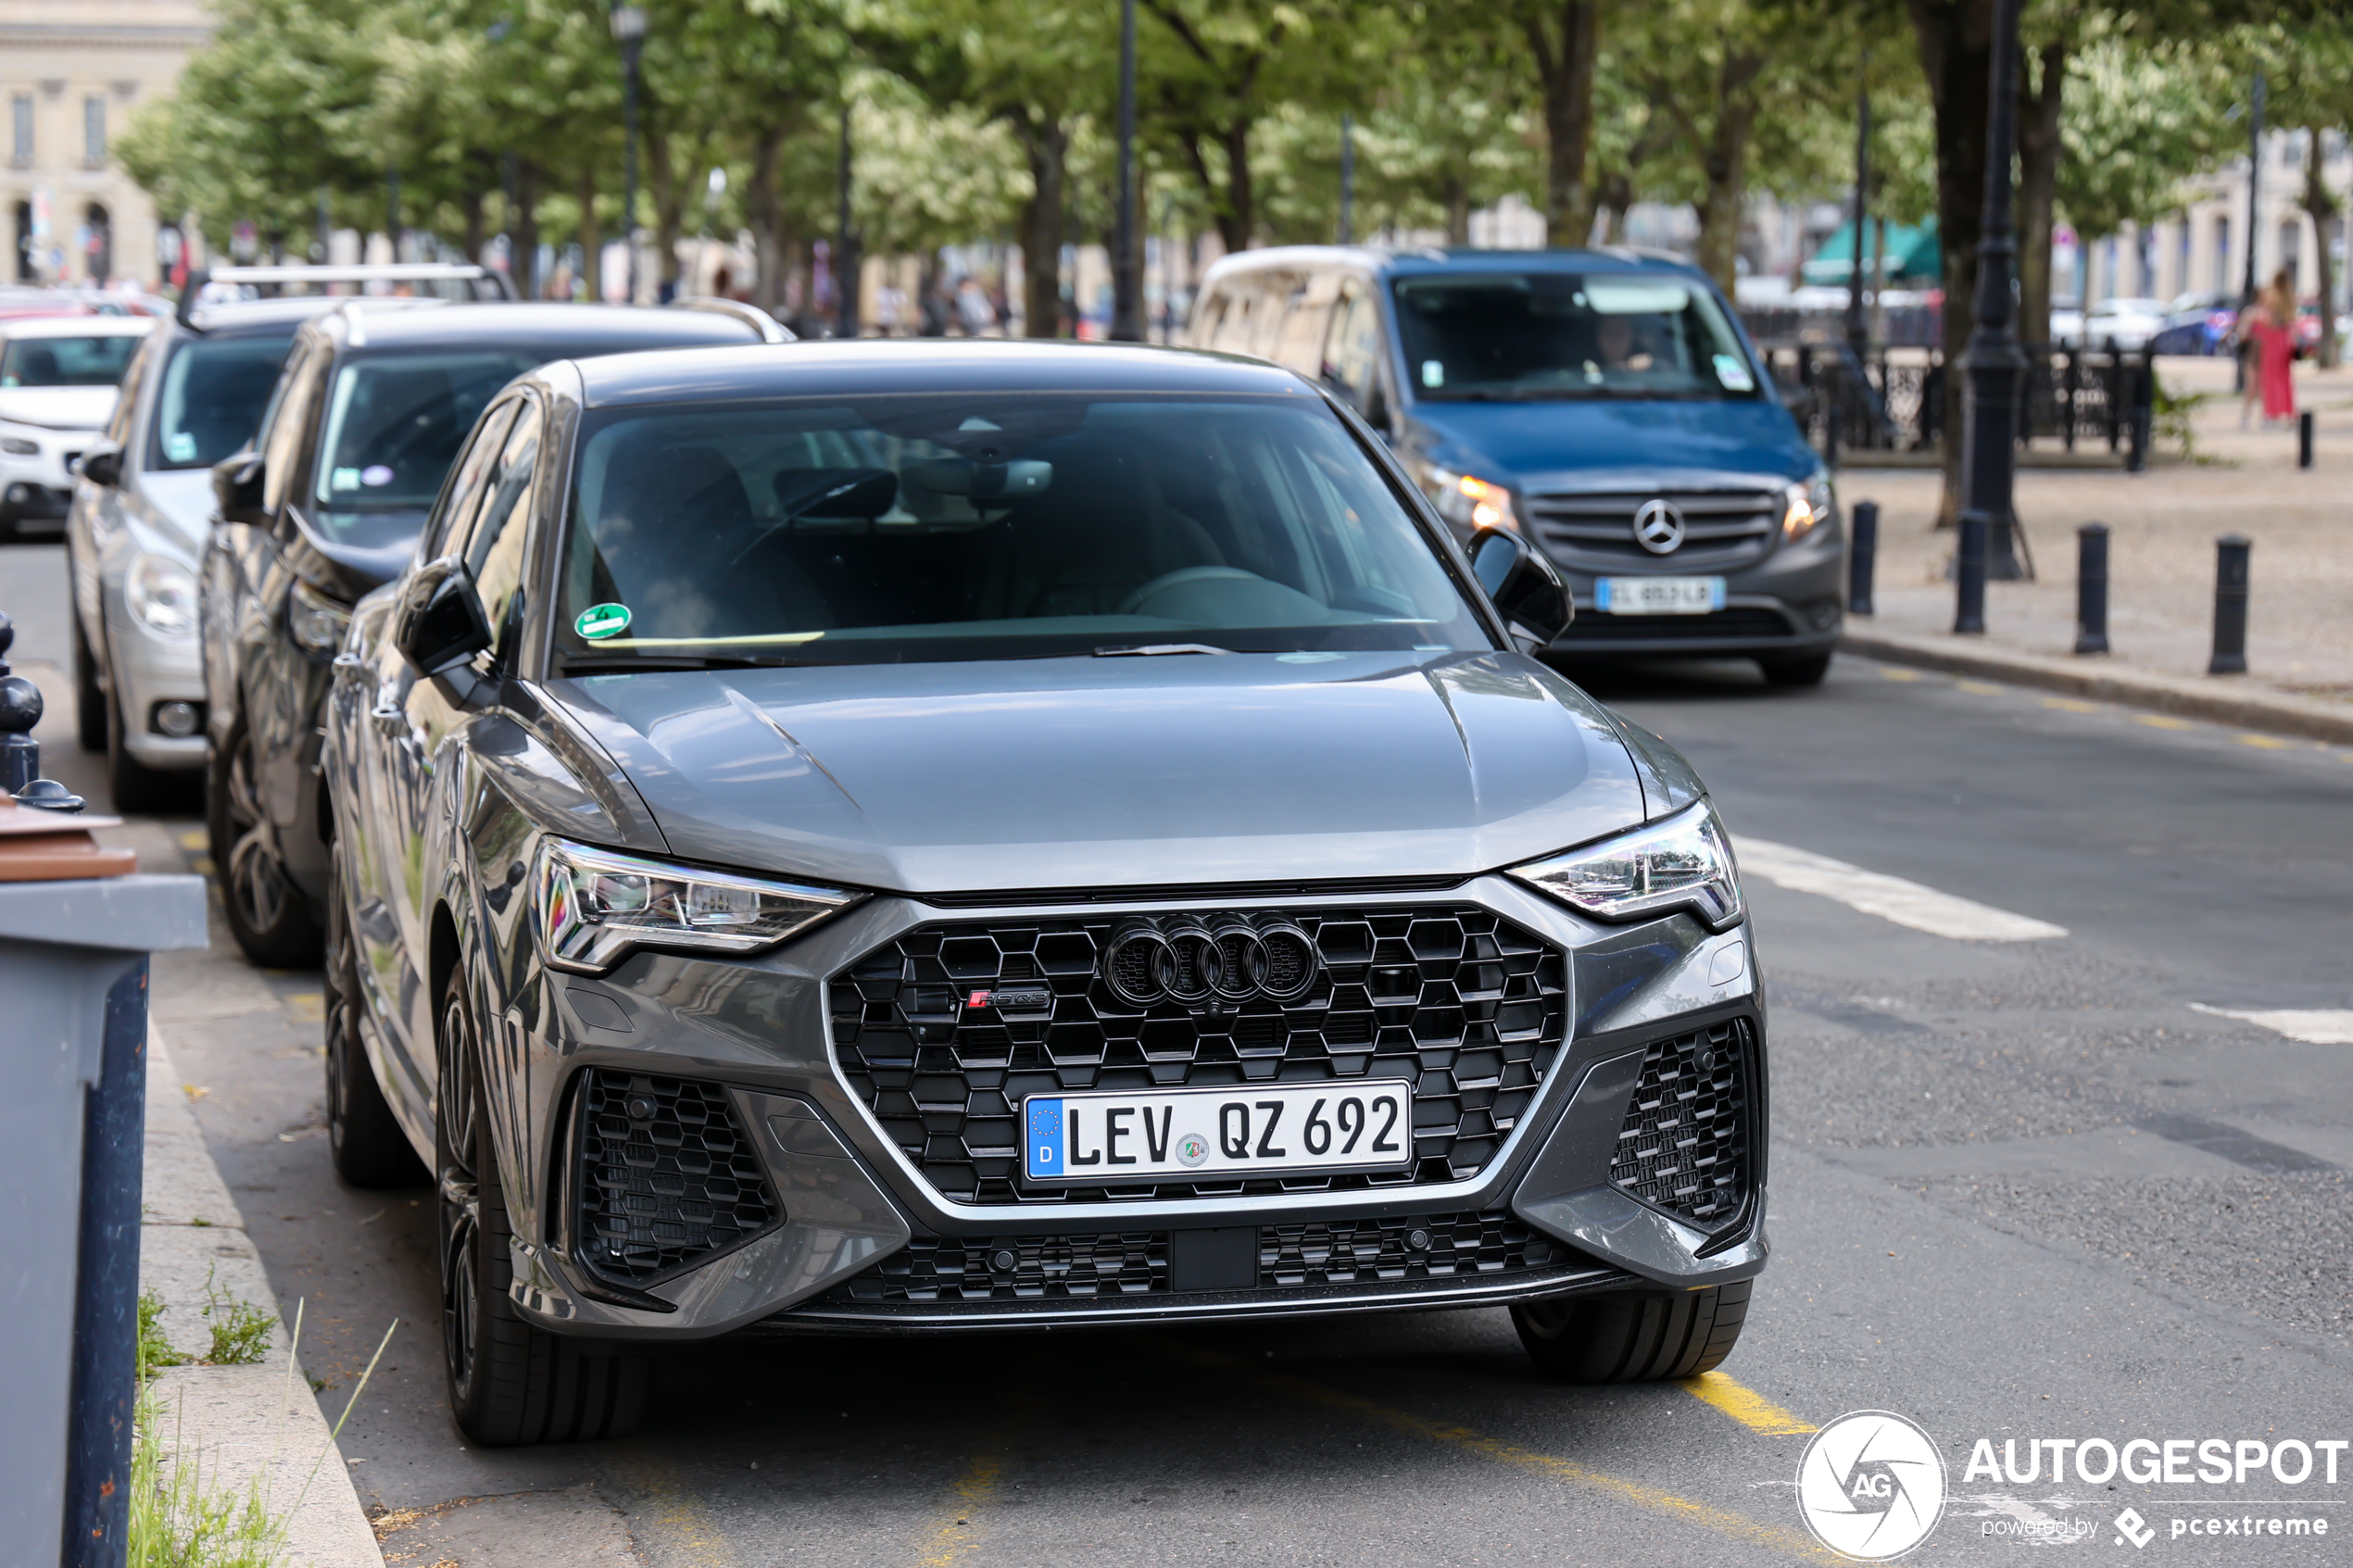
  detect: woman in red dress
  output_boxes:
[2248,270,2297,426]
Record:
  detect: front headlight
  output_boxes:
[1506,800,1743,930]
[288,578,353,653]
[531,835,865,974]
[1414,458,1520,533]
[125,552,198,638]
[1782,473,1834,541]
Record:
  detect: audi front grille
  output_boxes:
[826,904,1569,1204]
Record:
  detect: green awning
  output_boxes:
[1802,218,1940,286]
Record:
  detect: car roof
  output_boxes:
[568,338,1311,409]
[179,295,357,335]
[0,314,157,338]
[315,301,760,355]
[1204,244,1707,284]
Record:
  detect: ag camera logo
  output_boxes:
[1796,1411,1948,1560]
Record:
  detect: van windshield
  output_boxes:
[1391,273,1762,401]
[555,393,1491,669]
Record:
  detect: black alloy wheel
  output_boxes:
[1511,1279,1752,1382]
[435,964,649,1446]
[206,713,321,966]
[323,845,426,1187]
[70,608,106,752]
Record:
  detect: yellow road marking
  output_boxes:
[610,1455,740,1568]
[2233,733,2294,750]
[1680,1371,1817,1436]
[284,992,323,1023]
[915,1449,1009,1567]
[1877,667,1924,683]
[2040,696,2096,713]
[178,829,207,851]
[2133,714,2193,730]
[1955,680,2007,696]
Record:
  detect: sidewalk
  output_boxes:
[142,1027,382,1567]
[1839,355,2353,734]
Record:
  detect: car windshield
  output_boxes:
[147,332,297,470]
[1390,273,1760,401]
[555,393,1491,669]
[0,334,141,387]
[312,350,543,513]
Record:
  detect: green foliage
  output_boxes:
[2057,36,2235,242]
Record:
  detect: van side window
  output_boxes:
[1271,271,1342,377]
[1324,283,1390,426]
[1208,279,1265,356]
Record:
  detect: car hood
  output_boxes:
[1404,396,1814,492]
[546,651,1649,895]
[0,385,114,433]
[126,469,218,558]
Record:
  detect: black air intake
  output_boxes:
[573,1071,779,1287]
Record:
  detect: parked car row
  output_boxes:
[49,254,1775,1448]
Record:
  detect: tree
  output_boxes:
[2231,17,2353,366]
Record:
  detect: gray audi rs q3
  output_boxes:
[321,339,1768,1445]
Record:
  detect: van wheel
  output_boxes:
[1757,651,1831,687]
[324,847,426,1188]
[437,965,649,1446]
[1511,1280,1751,1382]
[207,714,321,966]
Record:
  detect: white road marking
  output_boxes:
[2187,1004,2353,1044]
[1736,839,2069,942]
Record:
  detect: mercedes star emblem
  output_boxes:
[1633,498,1685,555]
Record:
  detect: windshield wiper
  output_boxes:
[1091,643,1234,658]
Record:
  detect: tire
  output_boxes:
[324,846,427,1188]
[106,675,191,815]
[71,612,106,752]
[1757,650,1832,687]
[207,713,322,967]
[1511,1279,1752,1382]
[436,965,649,1446]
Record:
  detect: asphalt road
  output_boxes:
[10,536,2350,1566]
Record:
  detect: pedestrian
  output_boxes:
[2254,269,2296,427]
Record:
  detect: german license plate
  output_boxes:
[1024,1081,1416,1185]
[1595,576,1726,615]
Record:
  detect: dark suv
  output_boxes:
[198,300,776,964]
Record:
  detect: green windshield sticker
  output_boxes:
[575,603,632,640]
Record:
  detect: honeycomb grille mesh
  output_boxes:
[827,905,1568,1203]
[824,1210,1551,1304]
[574,1071,779,1286]
[1608,1020,1754,1227]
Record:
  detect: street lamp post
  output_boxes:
[1959,0,2028,605]
[1845,65,1869,358]
[1111,0,1143,342]
[1340,114,1355,245]
[836,102,855,337]
[610,4,647,306]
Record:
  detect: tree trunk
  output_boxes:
[1906,0,1995,526]
[1019,119,1069,338]
[2015,40,2065,347]
[749,126,786,316]
[1692,115,1754,293]
[1445,176,1471,245]
[648,118,682,291]
[1524,0,1600,245]
[514,159,542,297]
[575,167,602,303]
[2307,124,2340,370]
[461,188,487,266]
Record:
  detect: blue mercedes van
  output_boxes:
[1187,246,1842,684]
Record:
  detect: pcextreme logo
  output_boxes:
[1795,1411,1949,1561]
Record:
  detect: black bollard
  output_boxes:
[0,610,87,811]
[1848,499,1878,616]
[2298,410,2314,470]
[1954,508,1988,634]
[2074,523,2110,655]
[2208,534,2250,675]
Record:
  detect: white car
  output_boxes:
[0,314,153,539]
[2057,296,2166,352]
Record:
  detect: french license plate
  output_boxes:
[1595,576,1726,615]
[1024,1081,1416,1185]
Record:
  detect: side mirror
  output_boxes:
[76,445,122,487]
[392,555,494,676]
[1470,528,1573,646]
[210,451,266,525]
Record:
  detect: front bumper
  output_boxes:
[1541,518,1848,660]
[100,597,205,770]
[0,443,97,524]
[497,873,1769,1341]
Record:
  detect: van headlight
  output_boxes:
[1506,800,1743,929]
[125,552,198,638]
[1782,473,1833,541]
[532,836,865,974]
[1413,458,1520,532]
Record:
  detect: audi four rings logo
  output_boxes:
[1633,497,1685,554]
[1101,916,1321,1007]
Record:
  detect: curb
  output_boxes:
[1839,628,2353,746]
[144,1028,384,1567]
